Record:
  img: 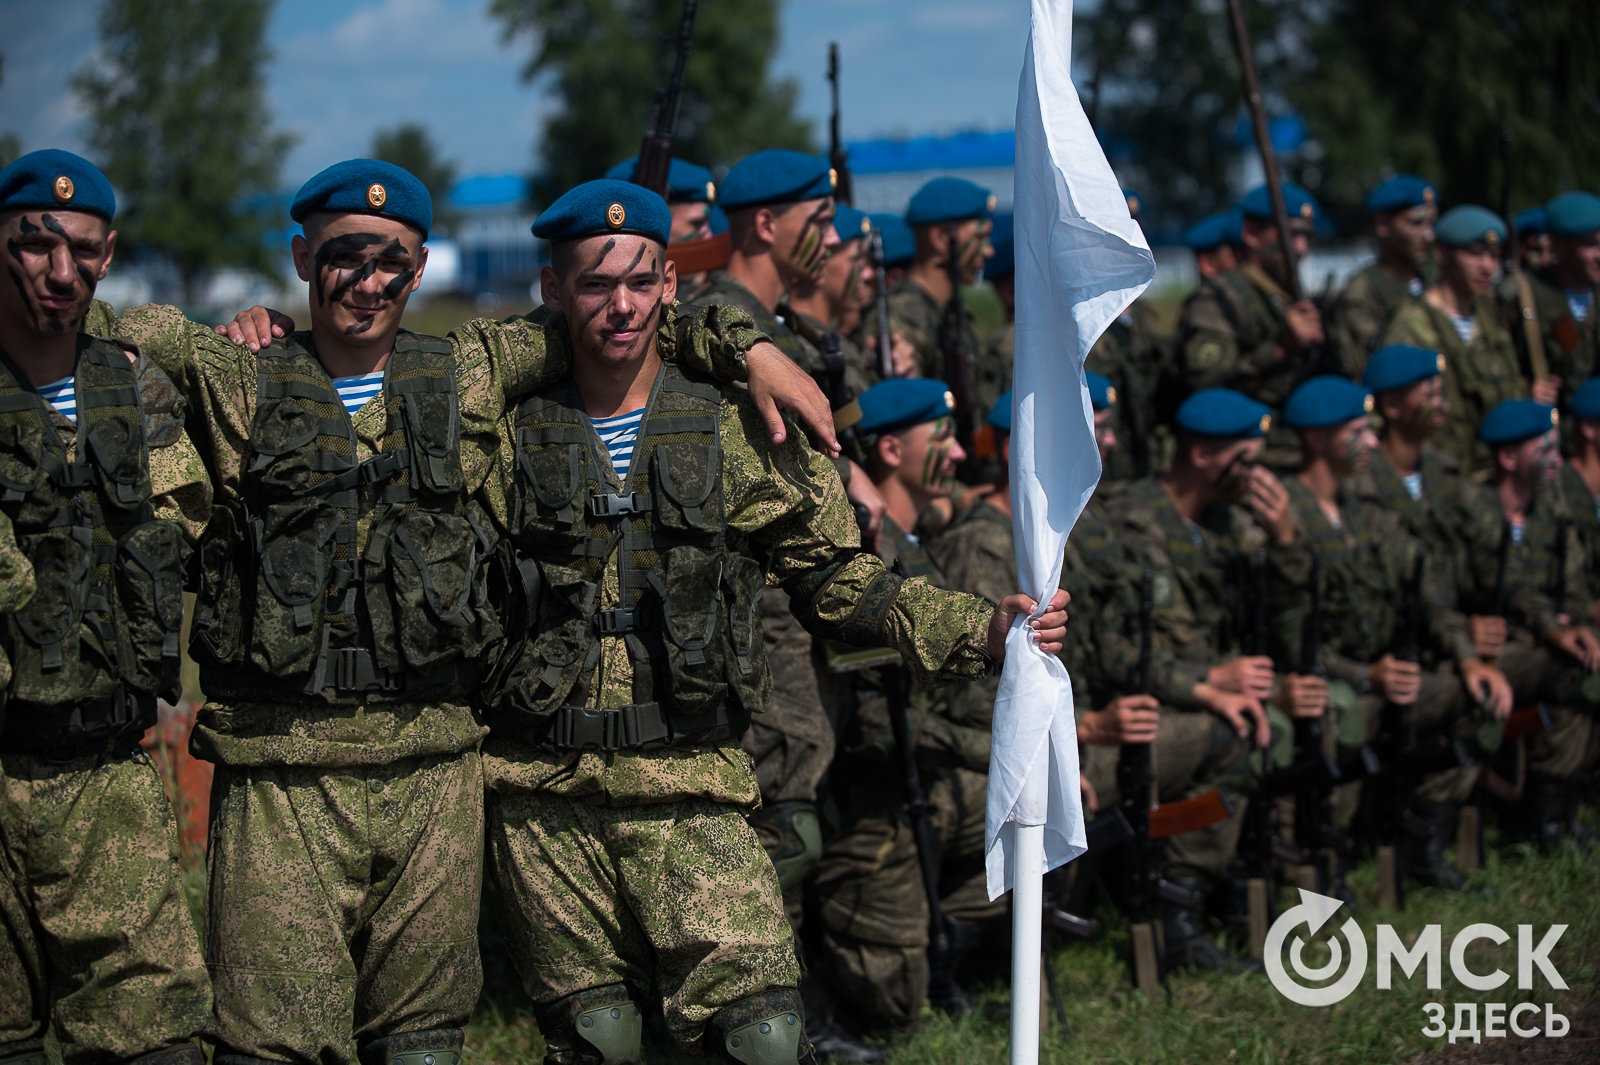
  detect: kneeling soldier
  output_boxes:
[477,181,1067,1065]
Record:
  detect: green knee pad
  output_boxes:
[754,800,823,893]
[713,990,810,1065]
[539,984,642,1065]
[574,1000,643,1063]
[357,1029,463,1065]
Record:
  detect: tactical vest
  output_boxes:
[481,361,771,751]
[189,332,499,705]
[0,338,185,751]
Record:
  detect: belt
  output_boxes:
[514,701,749,752]
[0,692,149,754]
[201,648,477,705]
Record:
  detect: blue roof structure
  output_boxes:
[449,173,531,208]
[845,130,1016,175]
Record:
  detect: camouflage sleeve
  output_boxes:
[134,353,213,543]
[915,697,992,772]
[1180,286,1247,392]
[111,303,202,386]
[0,511,34,616]
[1379,305,1443,351]
[721,395,994,687]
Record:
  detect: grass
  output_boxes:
[462,818,1598,1065]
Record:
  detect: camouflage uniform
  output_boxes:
[1506,270,1598,415]
[1086,302,1168,481]
[0,334,212,1065]
[478,324,997,1058]
[111,301,757,1064]
[0,511,33,695]
[1178,264,1309,469]
[975,320,1013,426]
[858,277,983,386]
[1381,299,1527,476]
[1326,264,1419,380]
[1558,463,1600,622]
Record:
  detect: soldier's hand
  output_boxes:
[215,305,295,352]
[746,341,841,458]
[1547,624,1600,672]
[1081,776,1100,813]
[1531,375,1563,406]
[1460,657,1513,720]
[1245,467,1295,544]
[1193,684,1271,748]
[845,463,886,555]
[990,589,1070,661]
[1468,615,1507,659]
[1077,695,1160,746]
[1274,672,1327,719]
[1207,654,1276,700]
[1280,299,1324,353]
[1368,654,1421,705]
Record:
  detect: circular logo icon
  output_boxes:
[366,183,387,209]
[1265,890,1368,1007]
[52,176,75,204]
[606,202,626,229]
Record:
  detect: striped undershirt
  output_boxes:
[330,370,385,414]
[591,407,644,482]
[36,375,77,422]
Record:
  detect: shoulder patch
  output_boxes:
[1189,339,1226,369]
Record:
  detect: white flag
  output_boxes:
[985,0,1157,900]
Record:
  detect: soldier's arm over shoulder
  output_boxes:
[111,302,204,384]
[723,393,995,687]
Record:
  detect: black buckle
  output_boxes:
[589,491,648,517]
[359,451,406,485]
[597,606,649,634]
[333,648,402,692]
[556,706,621,750]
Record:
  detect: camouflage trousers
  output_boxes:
[927,767,1005,928]
[742,596,837,806]
[0,747,209,1062]
[204,752,484,1065]
[1498,642,1600,781]
[1081,707,1255,880]
[485,791,799,1054]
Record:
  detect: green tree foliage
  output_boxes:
[1292,0,1600,226]
[0,56,22,170]
[73,0,292,301]
[492,0,813,207]
[373,123,458,234]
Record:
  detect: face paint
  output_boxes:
[1340,425,1374,475]
[792,202,834,279]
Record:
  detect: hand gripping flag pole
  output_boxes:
[997,2,1155,1059]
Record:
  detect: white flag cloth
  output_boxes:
[984,0,1157,900]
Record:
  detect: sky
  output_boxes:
[0,0,1037,189]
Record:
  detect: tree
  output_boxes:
[73,0,293,302]
[373,123,458,234]
[492,0,813,207]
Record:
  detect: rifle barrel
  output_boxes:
[871,229,894,379]
[827,41,853,206]
[1224,0,1301,300]
[631,0,700,199]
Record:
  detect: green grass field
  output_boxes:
[461,824,1598,1065]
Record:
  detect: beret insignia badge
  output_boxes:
[52,176,74,204]
[987,194,998,213]
[1259,414,1272,433]
[828,168,838,191]
[943,390,956,412]
[1107,386,1118,405]
[1300,203,1314,219]
[607,202,626,229]
[1364,394,1375,412]
[367,183,387,209]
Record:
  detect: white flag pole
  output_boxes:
[1009,798,1046,1064]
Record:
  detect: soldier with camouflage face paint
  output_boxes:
[0,150,212,1065]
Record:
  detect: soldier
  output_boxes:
[1184,211,1242,282]
[604,156,717,244]
[867,213,915,293]
[783,202,882,393]
[1515,207,1552,273]
[1078,388,1327,970]
[1476,400,1600,849]
[1561,378,1600,626]
[1515,191,1600,411]
[1087,193,1164,483]
[476,183,1068,1064]
[1383,206,1543,477]
[859,178,994,381]
[1178,183,1326,470]
[0,151,212,1065]
[136,160,835,1065]
[1325,175,1437,380]
[976,228,1014,422]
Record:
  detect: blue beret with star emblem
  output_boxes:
[1514,207,1547,238]
[872,213,915,266]
[1176,388,1272,439]
[718,150,835,211]
[0,149,116,221]
[1545,191,1600,237]
[1571,378,1600,420]
[1362,344,1445,394]
[859,378,955,435]
[832,204,871,242]
[1087,372,1116,412]
[906,177,996,227]
[291,159,432,237]
[1480,399,1558,446]
[604,157,718,204]
[1365,174,1437,214]
[1285,375,1374,429]
[1238,182,1322,225]
[1182,211,1242,252]
[532,178,671,245]
[1434,205,1506,248]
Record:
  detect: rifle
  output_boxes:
[1375,543,1427,910]
[827,42,853,206]
[1116,572,1165,1001]
[940,228,979,459]
[870,227,895,380]
[632,0,699,199]
[1499,125,1551,385]
[1551,515,1570,623]
[1224,0,1300,303]
[1239,547,1278,957]
[1289,548,1337,892]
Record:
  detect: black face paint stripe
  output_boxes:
[585,239,618,276]
[40,214,68,239]
[624,243,646,275]
[312,231,392,306]
[17,217,39,235]
[379,268,417,301]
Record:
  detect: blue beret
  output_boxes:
[858,378,955,435]
[1545,191,1600,237]
[1480,399,1558,446]
[1176,388,1272,439]
[708,204,729,236]
[532,179,671,245]
[1434,205,1506,248]
[291,159,432,237]
[1571,378,1600,420]
[984,230,1015,281]
[872,213,915,266]
[833,204,871,243]
[1086,372,1115,411]
[0,149,116,221]
[1238,182,1321,225]
[1362,344,1445,393]
[905,177,996,227]
[1284,375,1374,430]
[1123,189,1143,219]
[603,157,717,203]
[718,150,834,211]
[1514,207,1547,238]
[1182,211,1242,252]
[988,389,1013,432]
[1365,174,1437,214]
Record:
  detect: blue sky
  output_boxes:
[0,0,1036,188]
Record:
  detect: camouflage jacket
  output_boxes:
[859,276,983,384]
[1326,263,1418,381]
[1483,477,1593,642]
[0,511,35,695]
[1505,270,1598,414]
[787,307,871,403]
[1558,462,1600,620]
[1086,300,1167,481]
[1077,476,1307,709]
[682,270,824,378]
[1382,297,1526,477]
